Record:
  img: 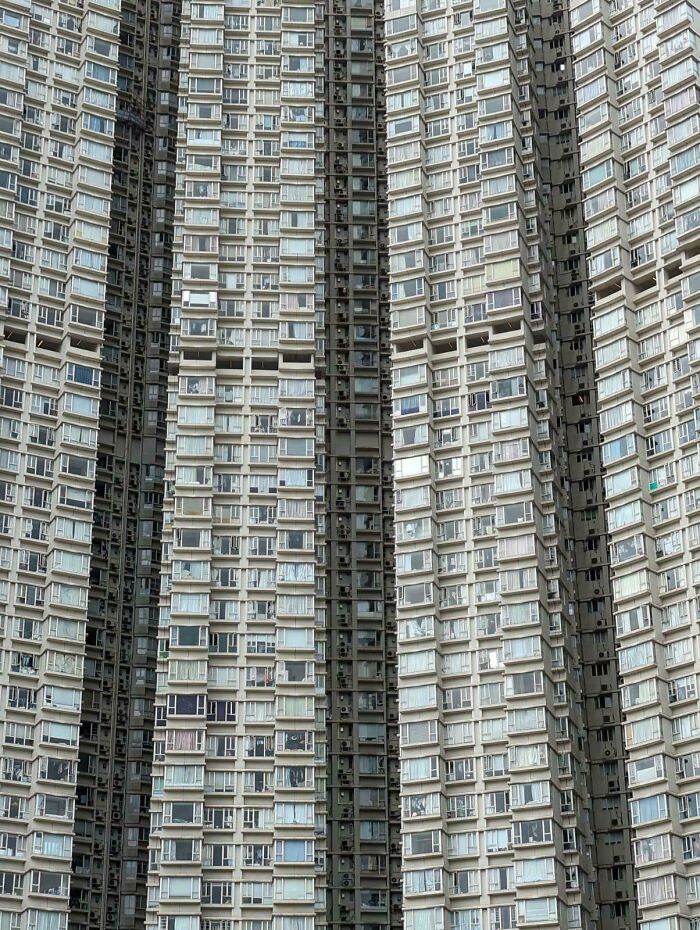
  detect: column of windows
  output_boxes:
[323,0,401,923]
[546,0,636,923]
[145,1,324,927]
[573,0,700,925]
[0,0,119,926]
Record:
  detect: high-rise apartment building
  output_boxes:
[387,0,634,929]
[0,1,126,929]
[0,0,179,928]
[142,0,400,927]
[1,0,700,925]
